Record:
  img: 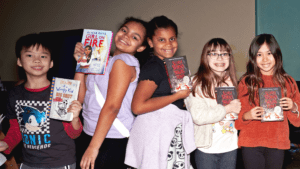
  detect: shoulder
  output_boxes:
[7,84,24,97]
[111,53,139,67]
[142,57,164,73]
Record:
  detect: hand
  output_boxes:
[225,99,241,114]
[74,42,84,61]
[174,89,191,100]
[67,100,82,119]
[280,97,295,111]
[0,141,8,152]
[243,106,264,120]
[80,146,99,169]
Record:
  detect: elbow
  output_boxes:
[131,103,142,115]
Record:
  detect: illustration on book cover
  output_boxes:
[259,87,283,122]
[215,87,238,120]
[48,77,80,121]
[75,29,113,74]
[164,56,192,93]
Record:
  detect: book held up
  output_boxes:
[215,87,238,121]
[164,56,192,93]
[48,77,80,121]
[259,87,283,122]
[75,29,113,74]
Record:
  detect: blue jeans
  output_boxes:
[194,149,237,169]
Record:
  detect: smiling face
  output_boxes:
[207,46,230,76]
[17,44,53,79]
[148,27,178,60]
[256,43,275,75]
[114,21,146,56]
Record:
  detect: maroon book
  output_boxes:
[164,56,192,93]
[259,87,283,122]
[215,87,238,120]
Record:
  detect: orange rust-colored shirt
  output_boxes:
[235,74,300,150]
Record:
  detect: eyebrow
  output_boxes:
[124,25,142,39]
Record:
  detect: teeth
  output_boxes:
[32,67,42,70]
[215,63,224,67]
[120,39,128,45]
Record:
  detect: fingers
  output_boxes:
[280,97,293,110]
[80,155,95,169]
[74,42,84,61]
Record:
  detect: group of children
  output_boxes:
[0,15,299,169]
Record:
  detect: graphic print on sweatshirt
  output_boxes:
[15,100,51,150]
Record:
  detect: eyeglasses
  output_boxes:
[207,53,230,60]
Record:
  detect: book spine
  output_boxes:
[103,32,113,75]
[47,77,56,118]
[164,63,173,91]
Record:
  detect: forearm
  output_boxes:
[2,119,22,154]
[184,94,226,125]
[133,95,179,115]
[74,72,86,104]
[63,118,83,139]
[88,106,119,149]
[71,117,82,130]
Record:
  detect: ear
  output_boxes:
[50,60,54,69]
[17,58,22,67]
[136,45,146,53]
[147,38,153,48]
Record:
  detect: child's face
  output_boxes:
[17,45,53,79]
[114,21,146,56]
[207,47,230,76]
[256,43,275,75]
[148,27,178,60]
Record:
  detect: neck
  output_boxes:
[24,76,50,89]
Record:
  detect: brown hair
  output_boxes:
[241,34,294,105]
[192,38,238,98]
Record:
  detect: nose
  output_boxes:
[34,56,41,63]
[262,54,268,62]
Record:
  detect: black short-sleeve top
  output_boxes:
[138,55,185,110]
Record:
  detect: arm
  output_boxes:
[73,42,87,104]
[0,119,22,154]
[184,92,226,125]
[80,60,135,169]
[62,100,83,139]
[235,79,263,130]
[284,77,300,126]
[131,80,190,115]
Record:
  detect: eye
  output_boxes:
[121,28,126,33]
[133,36,138,41]
[267,52,272,55]
[158,38,164,42]
[211,53,217,56]
[170,37,176,41]
[41,55,47,58]
[257,53,262,57]
[27,55,32,57]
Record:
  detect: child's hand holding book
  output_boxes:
[73,42,84,62]
[67,100,82,119]
[224,99,241,115]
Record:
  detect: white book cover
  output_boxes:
[48,77,80,121]
[75,29,113,74]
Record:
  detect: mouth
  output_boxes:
[214,63,225,67]
[162,49,175,54]
[119,38,129,46]
[32,66,43,70]
[261,63,271,68]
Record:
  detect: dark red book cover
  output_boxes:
[215,87,238,120]
[259,87,283,122]
[164,56,192,93]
